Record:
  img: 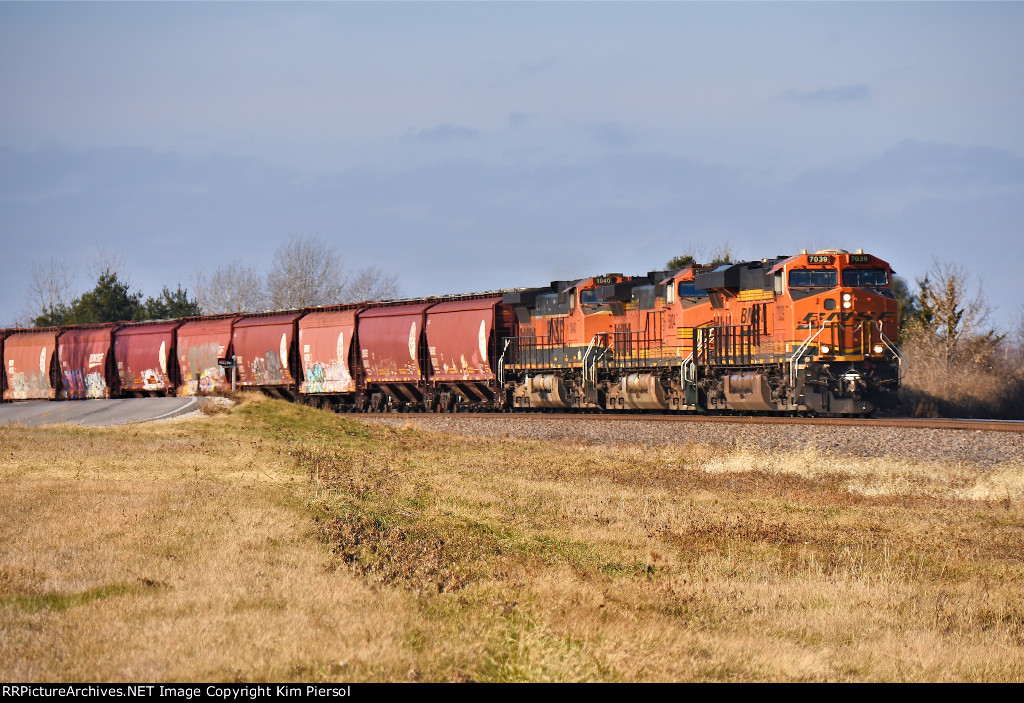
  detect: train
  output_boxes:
[0,249,902,416]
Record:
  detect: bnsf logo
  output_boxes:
[798,311,892,328]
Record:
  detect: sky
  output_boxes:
[2,1,1023,329]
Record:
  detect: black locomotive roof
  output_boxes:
[694,263,742,291]
[695,258,788,292]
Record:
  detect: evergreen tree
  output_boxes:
[665,254,696,269]
[33,269,142,326]
[906,262,1003,364]
[912,275,936,331]
[891,275,918,339]
[27,261,201,327]
[142,285,200,320]
[69,270,143,323]
[33,303,72,328]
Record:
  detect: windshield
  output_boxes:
[579,289,599,304]
[789,270,837,288]
[842,269,889,288]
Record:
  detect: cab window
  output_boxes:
[842,269,889,288]
[536,293,559,315]
[579,289,599,305]
[677,283,708,298]
[789,270,837,288]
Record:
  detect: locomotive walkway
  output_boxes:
[0,397,199,427]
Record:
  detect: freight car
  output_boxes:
[297,293,515,413]
[0,249,903,416]
[2,326,62,400]
[115,320,182,396]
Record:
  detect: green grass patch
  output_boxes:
[1,580,161,614]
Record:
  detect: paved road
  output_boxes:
[0,397,200,427]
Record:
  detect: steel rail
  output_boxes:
[358,412,1024,433]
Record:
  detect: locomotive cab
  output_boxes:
[686,250,902,416]
[774,250,901,414]
[778,250,898,358]
[502,273,634,409]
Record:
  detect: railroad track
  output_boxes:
[359,412,1024,433]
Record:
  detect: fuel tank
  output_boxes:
[723,372,777,412]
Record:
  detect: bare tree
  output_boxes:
[665,240,736,269]
[87,244,129,283]
[265,235,345,309]
[17,257,76,326]
[341,265,400,302]
[192,262,266,314]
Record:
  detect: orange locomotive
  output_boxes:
[501,249,901,416]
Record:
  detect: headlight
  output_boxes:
[820,345,831,354]
[873,344,884,354]
[842,300,852,309]
[843,293,852,301]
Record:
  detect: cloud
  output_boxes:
[787,139,1024,197]
[403,124,480,144]
[590,123,636,149]
[778,84,871,104]
[484,56,560,89]
[508,111,533,129]
[2,138,1022,329]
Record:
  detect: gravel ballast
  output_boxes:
[364,415,1024,467]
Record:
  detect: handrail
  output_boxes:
[497,338,511,385]
[684,325,711,386]
[694,326,713,365]
[694,324,760,366]
[681,351,696,385]
[789,322,827,387]
[581,334,600,385]
[503,334,560,370]
[877,322,905,381]
[582,333,610,387]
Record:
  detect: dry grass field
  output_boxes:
[2,395,1023,681]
